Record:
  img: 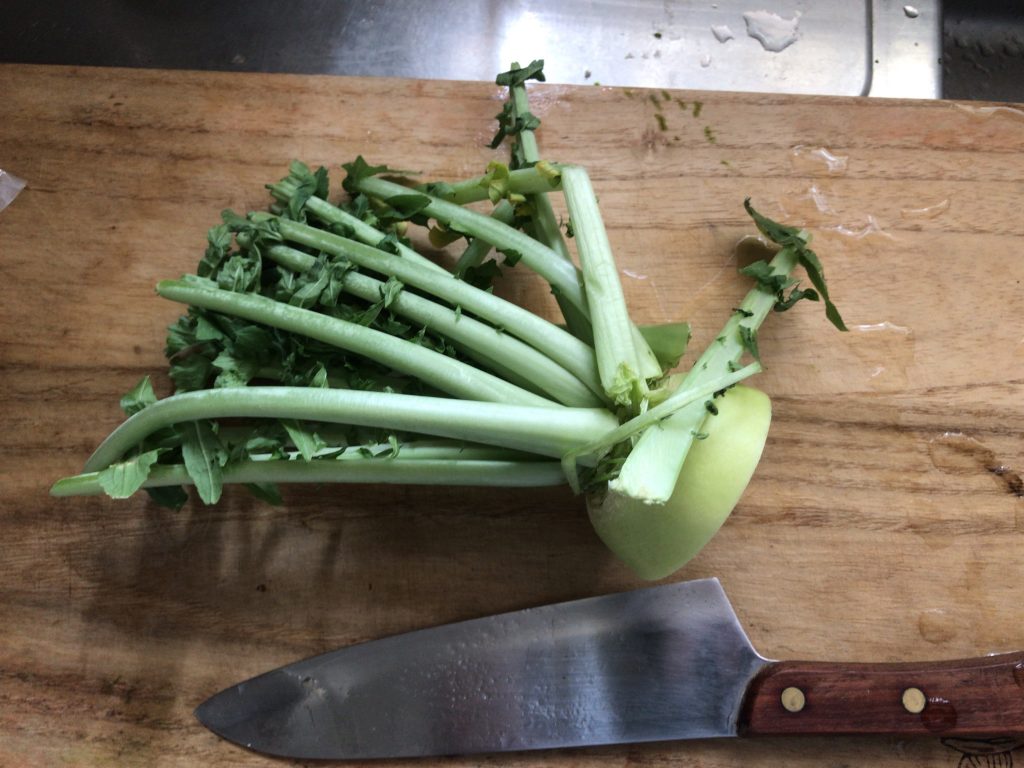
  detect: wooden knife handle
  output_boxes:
[740,652,1024,737]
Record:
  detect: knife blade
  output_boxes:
[195,578,1024,760]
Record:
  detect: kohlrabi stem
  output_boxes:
[52,456,566,497]
[81,387,620,472]
[507,76,594,345]
[560,165,649,409]
[611,244,801,504]
[262,215,604,396]
[353,176,589,317]
[263,244,604,408]
[157,279,555,408]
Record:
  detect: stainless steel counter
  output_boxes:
[0,0,961,99]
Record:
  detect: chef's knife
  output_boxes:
[196,578,1024,760]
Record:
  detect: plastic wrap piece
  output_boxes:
[0,169,26,212]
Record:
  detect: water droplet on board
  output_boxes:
[827,215,894,240]
[621,268,648,280]
[927,432,992,474]
[790,145,849,175]
[743,10,801,53]
[917,609,957,644]
[954,103,1024,122]
[711,24,734,43]
[844,322,915,388]
[900,199,950,220]
[903,5,920,19]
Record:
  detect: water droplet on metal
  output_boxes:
[711,24,734,43]
[903,5,920,19]
[743,10,801,53]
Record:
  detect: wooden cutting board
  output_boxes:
[2,63,1023,767]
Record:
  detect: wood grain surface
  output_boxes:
[2,63,1024,767]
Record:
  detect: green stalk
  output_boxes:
[263,244,604,407]
[157,279,554,408]
[52,456,566,497]
[560,165,649,409]
[354,176,589,317]
[507,76,594,345]
[425,165,561,205]
[80,387,620,472]
[264,215,604,396]
[269,180,447,275]
[611,245,800,503]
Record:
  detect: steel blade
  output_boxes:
[195,578,769,759]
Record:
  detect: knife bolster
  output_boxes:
[739,652,1024,737]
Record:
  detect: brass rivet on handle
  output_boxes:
[780,686,806,713]
[902,687,927,714]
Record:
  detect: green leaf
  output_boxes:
[739,325,760,361]
[774,286,820,312]
[217,252,262,293]
[310,363,329,388]
[637,322,691,370]
[198,224,232,277]
[169,353,214,392]
[119,376,157,416]
[739,260,794,294]
[281,419,325,462]
[145,485,189,510]
[97,448,162,499]
[495,59,546,87]
[379,277,404,307]
[232,325,274,360]
[383,193,432,219]
[165,315,197,357]
[341,156,418,194]
[798,249,848,331]
[245,482,283,505]
[744,199,847,332]
[212,351,258,388]
[180,421,228,504]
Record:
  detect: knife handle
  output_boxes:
[741,652,1024,737]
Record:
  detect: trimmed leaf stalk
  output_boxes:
[260,214,605,396]
[157,278,555,408]
[353,175,589,317]
[52,456,566,497]
[261,243,604,408]
[560,165,649,409]
[80,387,621,473]
[269,178,447,275]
